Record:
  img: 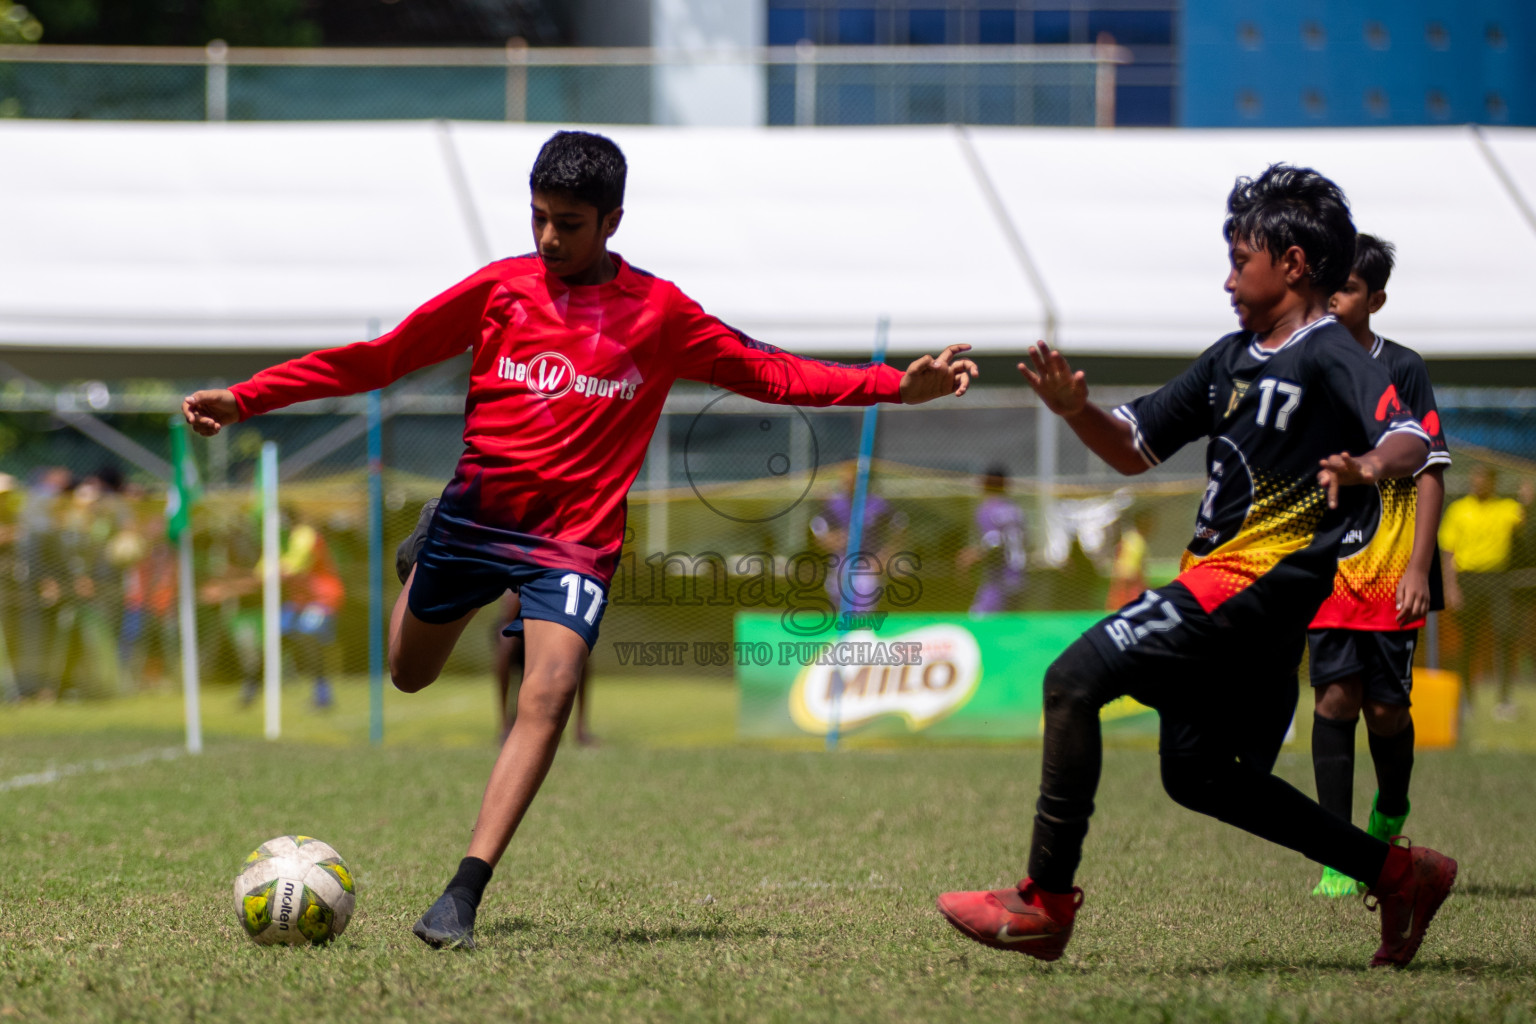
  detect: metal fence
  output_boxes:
[5,366,1536,720]
[0,42,1129,126]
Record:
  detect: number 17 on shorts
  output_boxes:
[514,567,608,648]
[1104,589,1185,652]
[559,572,605,626]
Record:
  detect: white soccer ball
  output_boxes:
[232,835,356,946]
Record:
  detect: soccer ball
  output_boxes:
[232,835,355,946]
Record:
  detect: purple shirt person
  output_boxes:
[810,469,905,615]
[966,467,1028,614]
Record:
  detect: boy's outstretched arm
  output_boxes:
[183,266,504,435]
[183,389,241,437]
[1316,432,1431,510]
[899,345,979,403]
[670,292,976,406]
[1018,342,1147,476]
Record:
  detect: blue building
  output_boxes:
[765,1,1179,125]
[1182,1,1536,127]
[760,1,1536,127]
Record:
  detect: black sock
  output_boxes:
[1311,712,1358,824]
[1026,641,1114,894]
[444,856,493,910]
[1368,719,1414,818]
[1028,811,1091,894]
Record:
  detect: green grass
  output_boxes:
[0,675,739,759]
[4,671,1535,770]
[3,683,1536,1023]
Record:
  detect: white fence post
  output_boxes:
[176,527,202,754]
[505,36,527,122]
[794,40,816,126]
[205,39,228,122]
[1094,32,1116,128]
[261,441,281,740]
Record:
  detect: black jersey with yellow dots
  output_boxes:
[1311,334,1451,631]
[1111,315,1430,641]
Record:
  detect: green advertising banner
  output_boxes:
[735,612,1159,740]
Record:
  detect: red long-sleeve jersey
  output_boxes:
[230,255,903,584]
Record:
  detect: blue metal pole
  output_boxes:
[367,350,385,746]
[827,315,890,751]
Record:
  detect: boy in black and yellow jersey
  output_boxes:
[936,166,1457,969]
[1307,235,1451,897]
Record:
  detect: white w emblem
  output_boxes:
[536,361,564,391]
[527,351,575,398]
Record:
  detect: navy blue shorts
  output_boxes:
[407,520,609,650]
[1306,628,1416,707]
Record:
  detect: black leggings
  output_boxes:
[1026,639,1391,892]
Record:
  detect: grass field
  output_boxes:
[3,678,1536,1023]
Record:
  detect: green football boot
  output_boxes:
[1366,792,1409,844]
[1312,864,1365,898]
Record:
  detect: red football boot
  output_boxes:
[936,878,1083,962]
[1365,838,1457,968]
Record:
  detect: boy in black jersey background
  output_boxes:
[936,165,1457,969]
[1307,236,1451,898]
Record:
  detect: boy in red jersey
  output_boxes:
[1307,235,1450,897]
[935,166,1456,969]
[183,131,978,949]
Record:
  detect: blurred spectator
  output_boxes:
[122,519,179,690]
[1040,492,1132,569]
[213,510,267,704]
[1036,491,1131,609]
[0,472,17,701]
[1106,506,1155,610]
[1508,480,1536,693]
[809,463,907,616]
[15,467,73,699]
[60,467,136,697]
[203,505,344,710]
[1440,465,1526,720]
[956,464,1028,614]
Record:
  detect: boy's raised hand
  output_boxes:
[1316,451,1376,509]
[900,344,979,404]
[1018,341,1087,417]
[182,389,240,437]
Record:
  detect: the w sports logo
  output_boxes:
[528,351,575,398]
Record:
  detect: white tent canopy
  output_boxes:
[450,123,1047,352]
[2,120,1534,362]
[967,125,1536,355]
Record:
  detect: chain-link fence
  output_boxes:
[0,43,1126,126]
[4,370,1535,745]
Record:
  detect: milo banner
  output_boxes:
[735,612,1158,740]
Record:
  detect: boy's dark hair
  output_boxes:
[1352,233,1396,293]
[529,131,627,216]
[1223,163,1356,296]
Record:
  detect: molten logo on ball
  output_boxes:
[232,835,356,946]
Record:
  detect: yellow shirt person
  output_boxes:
[1438,466,1526,719]
[1439,493,1524,574]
